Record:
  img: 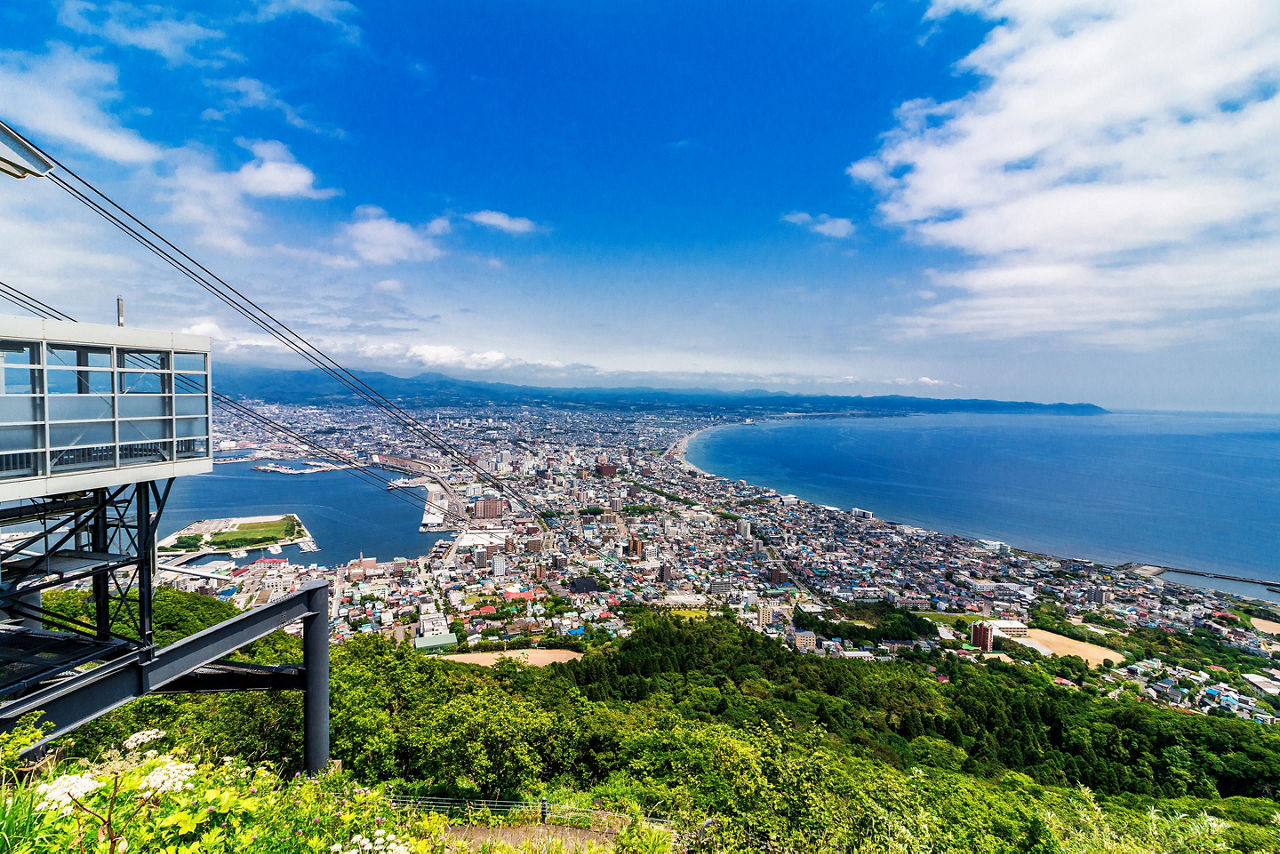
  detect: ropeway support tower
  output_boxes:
[0,315,329,770]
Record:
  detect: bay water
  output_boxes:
[686,412,1280,600]
[160,462,450,567]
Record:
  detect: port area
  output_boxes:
[158,513,317,558]
[251,461,365,475]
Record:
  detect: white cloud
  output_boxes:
[340,205,444,265]
[782,211,855,239]
[235,139,336,198]
[852,0,1280,347]
[58,1,227,66]
[465,210,538,234]
[161,152,258,255]
[253,0,360,40]
[0,44,161,164]
[204,77,329,134]
[371,279,403,293]
[406,344,511,370]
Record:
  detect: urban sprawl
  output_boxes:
[157,402,1280,727]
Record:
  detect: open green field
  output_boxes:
[207,515,301,549]
[913,611,985,624]
[670,609,711,620]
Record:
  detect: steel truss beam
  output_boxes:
[0,580,329,771]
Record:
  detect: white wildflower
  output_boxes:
[35,773,101,814]
[122,729,166,750]
[138,760,198,795]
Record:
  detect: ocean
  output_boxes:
[685,412,1280,601]
[160,461,450,567]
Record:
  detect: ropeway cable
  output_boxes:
[0,287,471,524]
[4,125,525,507]
[47,170,521,509]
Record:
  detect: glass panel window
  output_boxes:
[175,394,208,416]
[173,373,206,394]
[118,394,171,418]
[119,441,171,465]
[176,437,208,459]
[119,372,168,394]
[47,344,111,369]
[0,424,43,452]
[173,353,206,371]
[0,395,42,423]
[47,370,113,394]
[0,341,39,366]
[48,393,114,422]
[51,445,115,472]
[119,418,172,442]
[118,350,169,371]
[175,417,207,439]
[0,450,42,479]
[50,420,114,448]
[2,368,41,395]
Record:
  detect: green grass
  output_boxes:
[913,611,986,625]
[207,515,300,549]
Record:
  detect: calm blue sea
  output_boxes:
[160,462,450,567]
[686,412,1280,599]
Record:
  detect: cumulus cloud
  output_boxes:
[782,211,855,239]
[465,210,538,234]
[0,44,161,164]
[235,139,336,198]
[340,205,445,265]
[157,141,335,253]
[161,153,258,254]
[852,0,1280,348]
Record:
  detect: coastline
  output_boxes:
[671,424,726,476]
[676,416,1280,606]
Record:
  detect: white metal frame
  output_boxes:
[0,315,212,501]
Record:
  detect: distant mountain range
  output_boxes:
[212,364,1108,416]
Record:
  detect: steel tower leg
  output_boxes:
[302,582,330,774]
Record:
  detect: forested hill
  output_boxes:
[50,592,1280,851]
[214,363,1107,415]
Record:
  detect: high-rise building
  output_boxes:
[1087,587,1112,605]
[472,497,504,519]
[972,622,995,652]
[757,603,774,629]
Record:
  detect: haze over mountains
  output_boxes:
[215,364,1107,416]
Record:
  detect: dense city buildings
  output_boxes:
[149,397,1280,726]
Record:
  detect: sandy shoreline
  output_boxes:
[671,424,723,476]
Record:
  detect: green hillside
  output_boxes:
[8,590,1280,852]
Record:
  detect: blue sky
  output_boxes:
[1,1,1278,411]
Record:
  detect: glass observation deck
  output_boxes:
[0,315,212,501]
